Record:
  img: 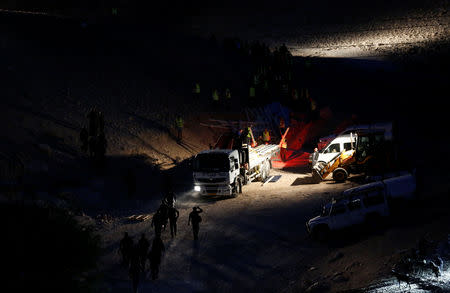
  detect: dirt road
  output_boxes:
[96,169,358,292]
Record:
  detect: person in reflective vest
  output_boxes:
[280,138,288,162]
[175,115,184,143]
[262,128,271,144]
[212,89,219,109]
[192,82,200,100]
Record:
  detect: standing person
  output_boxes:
[280,138,288,162]
[225,88,232,111]
[168,206,179,238]
[192,82,201,101]
[95,131,107,167]
[279,117,286,138]
[87,107,98,137]
[311,147,319,168]
[79,127,88,152]
[148,236,165,280]
[175,115,184,143]
[137,233,150,271]
[212,89,220,110]
[151,210,164,237]
[129,245,141,293]
[249,85,256,106]
[188,206,203,240]
[88,135,97,159]
[262,128,271,145]
[119,232,134,268]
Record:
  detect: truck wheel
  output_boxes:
[231,178,243,198]
[332,168,348,182]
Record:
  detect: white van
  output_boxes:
[315,134,356,166]
[310,122,393,167]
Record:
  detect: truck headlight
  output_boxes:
[194,186,201,192]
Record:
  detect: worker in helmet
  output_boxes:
[175,115,184,143]
[262,128,271,145]
[280,138,288,162]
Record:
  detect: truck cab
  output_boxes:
[192,149,242,197]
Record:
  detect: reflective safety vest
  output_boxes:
[263,130,270,142]
[249,87,256,98]
[212,90,219,101]
[225,88,231,99]
[193,83,200,94]
[176,117,184,128]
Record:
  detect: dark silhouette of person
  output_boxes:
[168,207,179,238]
[148,236,165,280]
[163,190,176,208]
[129,245,141,293]
[157,203,169,231]
[87,107,98,136]
[137,233,150,271]
[188,206,203,240]
[79,127,88,152]
[119,232,133,268]
[88,135,97,158]
[95,131,107,167]
[151,210,164,237]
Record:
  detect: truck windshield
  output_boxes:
[193,153,230,172]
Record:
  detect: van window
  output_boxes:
[330,204,347,215]
[324,143,340,154]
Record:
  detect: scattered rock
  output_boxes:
[308,266,317,271]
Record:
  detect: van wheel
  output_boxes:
[333,168,348,182]
[312,225,330,241]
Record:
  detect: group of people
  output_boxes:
[118,188,204,292]
[79,107,107,166]
[118,231,165,292]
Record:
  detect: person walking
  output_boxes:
[175,115,184,143]
[119,232,134,268]
[137,233,150,271]
[168,206,179,238]
[188,206,203,240]
[151,210,164,237]
[129,245,141,293]
[148,236,165,280]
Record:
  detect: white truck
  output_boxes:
[192,144,279,197]
[306,172,416,240]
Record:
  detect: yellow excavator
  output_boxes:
[312,130,397,183]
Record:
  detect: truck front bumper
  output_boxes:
[193,184,232,196]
